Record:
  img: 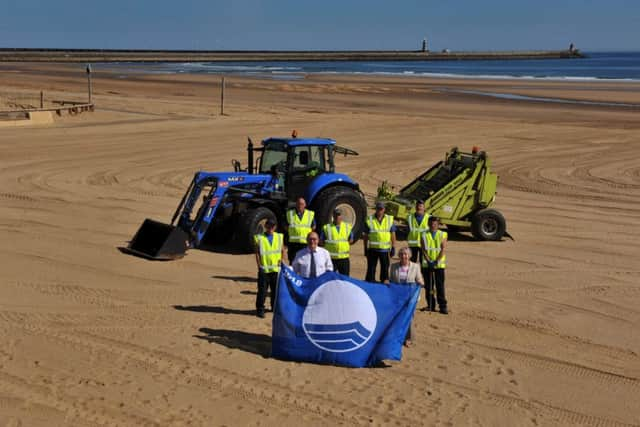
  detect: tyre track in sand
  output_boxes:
[11,324,425,426]
[458,309,639,365]
[0,370,155,427]
[390,367,639,427]
[5,280,128,307]
[456,338,640,390]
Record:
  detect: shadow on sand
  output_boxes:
[194,328,271,357]
[173,305,256,316]
[211,275,257,283]
[197,241,248,255]
[445,231,513,242]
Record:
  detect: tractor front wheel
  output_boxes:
[471,208,506,241]
[312,187,368,243]
[237,207,278,252]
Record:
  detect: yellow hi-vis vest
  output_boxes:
[421,230,447,269]
[287,209,314,244]
[407,213,430,247]
[322,222,352,259]
[254,232,283,273]
[366,214,394,250]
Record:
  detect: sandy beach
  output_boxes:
[1,63,640,426]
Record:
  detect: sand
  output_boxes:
[1,63,639,427]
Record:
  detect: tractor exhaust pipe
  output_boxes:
[247,138,254,174]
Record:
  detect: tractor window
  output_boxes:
[259,143,287,174]
[292,146,326,172]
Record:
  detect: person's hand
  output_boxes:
[390,247,396,257]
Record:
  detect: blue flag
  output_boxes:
[272,266,421,368]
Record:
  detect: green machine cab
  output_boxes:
[381,147,508,241]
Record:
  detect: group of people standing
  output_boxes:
[253,197,448,324]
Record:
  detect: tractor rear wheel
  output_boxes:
[312,187,368,243]
[237,207,278,252]
[471,208,506,241]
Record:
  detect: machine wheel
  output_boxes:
[312,187,368,243]
[237,207,278,252]
[471,208,506,241]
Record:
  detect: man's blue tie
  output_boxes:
[310,250,317,278]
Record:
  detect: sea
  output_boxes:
[103,51,640,82]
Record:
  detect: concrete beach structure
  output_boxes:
[0,48,584,63]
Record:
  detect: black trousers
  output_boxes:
[332,258,350,276]
[410,246,422,264]
[256,270,278,311]
[366,251,390,283]
[422,267,447,310]
[287,242,306,264]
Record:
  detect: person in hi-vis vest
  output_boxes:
[407,199,430,263]
[420,216,448,314]
[320,208,354,276]
[254,219,286,318]
[363,201,396,283]
[285,196,316,264]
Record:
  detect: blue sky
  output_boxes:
[1,0,638,51]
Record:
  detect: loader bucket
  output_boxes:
[124,219,189,260]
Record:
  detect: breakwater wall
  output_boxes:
[0,48,584,62]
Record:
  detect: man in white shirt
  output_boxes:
[292,232,333,278]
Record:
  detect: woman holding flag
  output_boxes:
[390,247,424,346]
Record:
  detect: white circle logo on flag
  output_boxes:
[302,280,377,353]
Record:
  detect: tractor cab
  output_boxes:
[249,137,358,201]
[256,138,336,201]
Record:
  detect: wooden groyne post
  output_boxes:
[86,64,93,104]
[220,77,225,116]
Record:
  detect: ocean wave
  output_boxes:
[316,70,640,82]
[167,62,303,72]
[95,53,640,82]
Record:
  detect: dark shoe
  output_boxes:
[430,306,437,312]
[256,309,266,318]
[440,307,448,315]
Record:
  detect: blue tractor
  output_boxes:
[125,136,368,260]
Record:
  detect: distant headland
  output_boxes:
[0,47,584,62]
